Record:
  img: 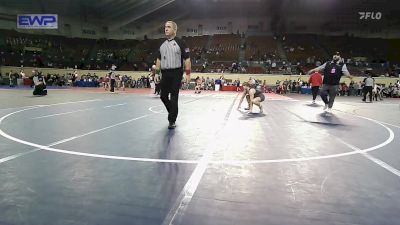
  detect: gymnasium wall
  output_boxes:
[1,13,399,40]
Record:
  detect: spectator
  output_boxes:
[308,71,323,104]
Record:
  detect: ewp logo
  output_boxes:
[17,14,58,29]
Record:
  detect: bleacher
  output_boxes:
[245,36,278,61]
[1,29,399,77]
[206,34,241,61]
[388,39,400,63]
[283,34,327,63]
[129,38,163,65]
[182,35,209,62]
[89,39,139,70]
[0,29,97,69]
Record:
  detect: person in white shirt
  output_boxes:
[372,83,383,101]
[20,70,26,78]
[362,74,374,102]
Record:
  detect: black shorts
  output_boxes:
[256,94,265,102]
[33,84,47,95]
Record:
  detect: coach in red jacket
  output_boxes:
[308,71,323,104]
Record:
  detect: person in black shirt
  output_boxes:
[32,69,47,96]
[156,21,191,129]
[109,64,117,93]
[308,52,353,114]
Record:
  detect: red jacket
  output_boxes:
[309,72,323,87]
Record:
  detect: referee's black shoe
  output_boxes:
[168,122,176,129]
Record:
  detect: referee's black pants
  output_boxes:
[110,79,115,92]
[160,68,182,123]
[363,86,373,102]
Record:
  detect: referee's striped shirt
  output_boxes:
[158,38,190,70]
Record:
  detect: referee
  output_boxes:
[156,21,191,129]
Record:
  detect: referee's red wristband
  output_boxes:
[185,70,191,75]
